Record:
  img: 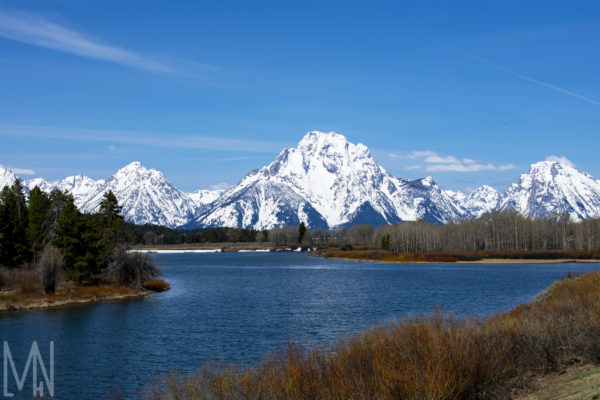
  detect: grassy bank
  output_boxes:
[0,284,151,312]
[314,248,600,263]
[514,364,600,400]
[0,266,170,313]
[139,271,600,400]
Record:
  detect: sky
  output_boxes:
[0,0,599,193]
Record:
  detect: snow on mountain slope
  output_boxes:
[24,178,53,193]
[391,176,467,224]
[444,190,467,205]
[446,186,500,218]
[0,164,17,190]
[463,185,500,218]
[23,175,104,206]
[192,132,467,229]
[80,162,195,228]
[499,160,600,221]
[6,136,600,229]
[187,189,224,208]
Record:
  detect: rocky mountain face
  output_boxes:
[446,185,500,219]
[2,132,600,228]
[190,132,467,229]
[1,162,219,228]
[0,164,17,191]
[498,160,600,221]
[79,162,197,227]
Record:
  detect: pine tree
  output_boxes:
[0,181,30,266]
[98,190,124,261]
[298,222,307,244]
[52,193,87,281]
[27,186,50,261]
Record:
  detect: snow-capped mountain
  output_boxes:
[446,186,500,219]
[0,164,17,191]
[53,175,105,205]
[80,162,196,227]
[4,133,600,229]
[499,160,600,221]
[24,178,54,193]
[187,189,224,209]
[191,131,467,229]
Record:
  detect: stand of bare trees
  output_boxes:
[374,211,600,253]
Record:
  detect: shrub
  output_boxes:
[108,246,162,289]
[0,271,3,289]
[142,278,170,292]
[40,246,64,294]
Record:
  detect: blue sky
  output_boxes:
[0,0,599,193]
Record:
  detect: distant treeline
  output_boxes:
[128,212,600,253]
[4,180,599,259]
[375,211,600,253]
[123,224,265,245]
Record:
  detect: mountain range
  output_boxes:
[3,131,600,229]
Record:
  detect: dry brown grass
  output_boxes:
[0,279,147,311]
[315,248,600,263]
[141,271,600,400]
[143,278,171,292]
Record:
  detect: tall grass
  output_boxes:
[141,271,600,400]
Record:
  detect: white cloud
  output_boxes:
[0,125,289,153]
[425,163,517,172]
[399,150,517,173]
[12,168,36,175]
[209,182,232,190]
[546,155,575,167]
[0,10,180,74]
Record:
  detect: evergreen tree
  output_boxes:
[45,189,71,244]
[0,181,30,266]
[52,193,88,281]
[27,186,50,261]
[98,190,124,261]
[298,222,307,244]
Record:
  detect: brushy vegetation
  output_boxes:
[140,272,600,400]
[316,248,600,263]
[143,278,171,292]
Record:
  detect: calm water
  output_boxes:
[1,252,599,399]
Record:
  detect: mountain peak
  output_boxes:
[193,131,467,229]
[121,161,145,172]
[500,159,600,220]
[0,164,17,190]
[299,130,346,145]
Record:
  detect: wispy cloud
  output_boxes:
[546,155,575,167]
[209,182,232,190]
[0,10,181,74]
[392,150,517,173]
[0,125,289,153]
[464,53,600,107]
[12,167,36,175]
[414,29,600,107]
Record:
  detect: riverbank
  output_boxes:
[313,248,600,264]
[129,242,310,252]
[514,364,600,399]
[142,271,600,400]
[0,284,157,312]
